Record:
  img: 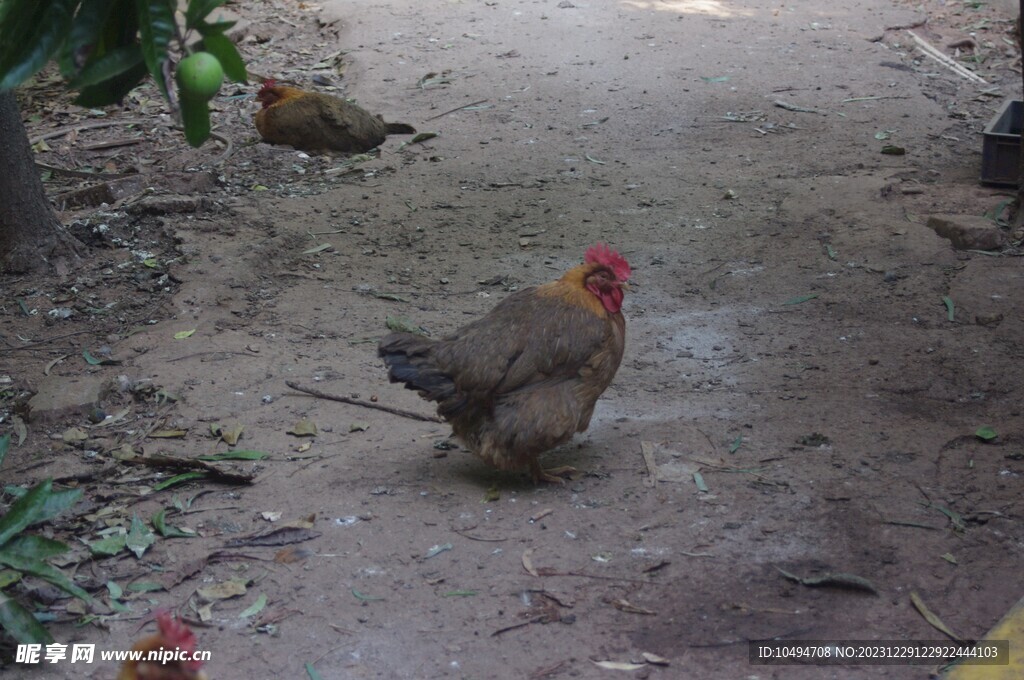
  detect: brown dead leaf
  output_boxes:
[11,415,27,446]
[287,418,318,437]
[274,546,312,564]
[611,598,657,615]
[522,548,539,577]
[283,514,317,529]
[62,427,88,443]
[216,423,244,446]
[197,579,247,601]
[148,429,188,438]
[224,526,321,548]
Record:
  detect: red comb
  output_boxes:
[584,243,631,281]
[258,78,276,92]
[155,611,203,671]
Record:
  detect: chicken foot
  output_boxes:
[530,462,579,485]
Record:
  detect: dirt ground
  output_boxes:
[2,0,1024,678]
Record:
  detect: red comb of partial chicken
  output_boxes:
[584,242,631,282]
[117,611,207,680]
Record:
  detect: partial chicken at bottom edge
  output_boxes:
[379,243,631,484]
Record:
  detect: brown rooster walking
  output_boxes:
[379,244,630,483]
[254,80,415,153]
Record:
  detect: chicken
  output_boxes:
[254,80,415,153]
[116,611,208,680]
[378,243,630,483]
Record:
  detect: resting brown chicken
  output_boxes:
[116,611,208,680]
[379,244,631,483]
[254,80,415,153]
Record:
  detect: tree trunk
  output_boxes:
[0,90,81,274]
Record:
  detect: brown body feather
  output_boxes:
[254,85,415,153]
[378,262,626,480]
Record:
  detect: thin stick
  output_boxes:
[0,329,93,352]
[542,570,666,586]
[491,616,546,637]
[168,350,260,363]
[451,528,508,542]
[285,380,444,423]
[424,99,489,121]
[907,30,988,84]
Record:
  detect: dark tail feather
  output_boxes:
[385,122,416,135]
[378,333,456,406]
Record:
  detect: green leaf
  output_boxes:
[197,450,270,461]
[239,592,267,618]
[0,0,77,91]
[125,514,155,559]
[81,349,120,366]
[0,592,54,645]
[3,535,70,560]
[783,293,818,305]
[305,663,325,680]
[728,436,742,454]
[942,296,955,322]
[351,588,384,601]
[74,60,149,107]
[200,32,247,83]
[34,487,82,525]
[59,0,117,77]
[126,581,164,592]
[975,426,998,441]
[442,590,477,597]
[134,0,175,99]
[68,44,144,89]
[0,550,93,603]
[184,0,226,29]
[152,471,207,491]
[0,569,21,589]
[0,434,9,468]
[88,534,127,556]
[0,479,52,547]
[151,509,194,538]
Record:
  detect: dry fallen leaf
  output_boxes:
[611,598,657,616]
[274,546,312,564]
[287,418,318,437]
[592,660,647,671]
[522,548,539,577]
[641,652,670,666]
[197,579,247,601]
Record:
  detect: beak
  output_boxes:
[619,281,631,292]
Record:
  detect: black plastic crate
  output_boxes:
[981,99,1022,187]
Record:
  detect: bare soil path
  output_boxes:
[2,0,1023,678]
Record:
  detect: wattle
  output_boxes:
[587,284,623,314]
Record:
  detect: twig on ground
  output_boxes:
[907,31,988,85]
[0,330,93,353]
[424,99,490,121]
[285,380,444,423]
